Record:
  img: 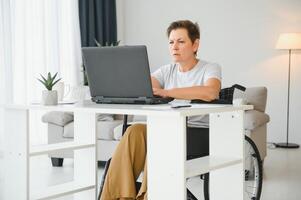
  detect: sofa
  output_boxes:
[42,86,269,166]
[238,87,270,160]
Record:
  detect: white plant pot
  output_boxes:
[42,90,58,105]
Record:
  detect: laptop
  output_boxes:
[82,45,173,104]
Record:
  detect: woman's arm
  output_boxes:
[151,77,162,89]
[153,78,221,101]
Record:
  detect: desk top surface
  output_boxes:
[2,100,253,117]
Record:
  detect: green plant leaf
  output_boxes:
[37,72,61,91]
[52,78,61,87]
[37,78,47,88]
[52,72,58,80]
[114,40,120,46]
[46,78,51,87]
[50,72,58,84]
[39,74,47,83]
[47,72,51,81]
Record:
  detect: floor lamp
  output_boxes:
[275,33,301,148]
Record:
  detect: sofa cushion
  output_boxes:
[42,111,74,126]
[113,124,124,140]
[244,87,267,112]
[244,110,270,130]
[133,115,147,122]
[97,114,114,121]
[233,87,267,112]
[63,120,123,140]
[42,111,114,125]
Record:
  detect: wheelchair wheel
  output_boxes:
[244,135,263,200]
[202,136,262,200]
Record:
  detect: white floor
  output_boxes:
[260,146,301,200]
[1,147,301,200]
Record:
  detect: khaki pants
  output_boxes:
[99,123,209,200]
[100,124,148,200]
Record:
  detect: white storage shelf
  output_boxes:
[30,141,96,200]
[185,156,242,178]
[31,181,95,200]
[3,103,251,200]
[30,141,95,156]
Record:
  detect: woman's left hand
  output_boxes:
[153,88,169,98]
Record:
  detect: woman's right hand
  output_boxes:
[153,88,169,98]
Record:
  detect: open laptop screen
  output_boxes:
[82,45,154,99]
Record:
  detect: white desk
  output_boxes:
[3,101,252,200]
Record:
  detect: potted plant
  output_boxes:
[37,72,61,105]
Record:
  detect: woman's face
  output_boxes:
[168,28,199,63]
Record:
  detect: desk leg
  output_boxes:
[73,112,97,200]
[4,108,29,200]
[209,111,244,199]
[147,115,186,200]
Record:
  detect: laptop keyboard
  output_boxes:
[92,96,173,105]
[151,96,173,104]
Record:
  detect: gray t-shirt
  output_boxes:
[152,60,222,128]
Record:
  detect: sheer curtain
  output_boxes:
[0,0,83,149]
[11,0,83,103]
[0,0,12,197]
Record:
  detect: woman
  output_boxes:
[100,20,221,200]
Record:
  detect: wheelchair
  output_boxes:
[99,85,263,200]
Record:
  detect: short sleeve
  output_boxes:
[204,63,222,83]
[151,66,167,88]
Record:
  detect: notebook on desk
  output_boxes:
[82,45,173,104]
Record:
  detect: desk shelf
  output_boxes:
[3,103,251,199]
[185,156,242,178]
[30,181,95,200]
[30,141,95,156]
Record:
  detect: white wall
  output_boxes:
[120,0,301,144]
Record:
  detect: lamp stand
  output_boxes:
[276,49,299,149]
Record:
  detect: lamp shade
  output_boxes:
[276,33,301,50]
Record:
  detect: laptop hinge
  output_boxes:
[92,96,106,102]
[137,97,148,100]
[93,96,105,99]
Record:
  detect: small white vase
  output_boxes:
[42,90,58,105]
